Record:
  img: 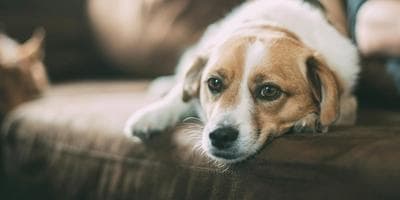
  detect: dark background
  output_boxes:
[1,0,399,106]
[0,0,122,82]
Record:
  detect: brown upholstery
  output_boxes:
[1,81,400,200]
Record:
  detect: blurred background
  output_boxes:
[0,0,243,81]
[1,0,114,81]
[0,0,399,106]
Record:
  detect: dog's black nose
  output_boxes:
[209,127,239,149]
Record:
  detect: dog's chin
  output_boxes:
[206,149,249,164]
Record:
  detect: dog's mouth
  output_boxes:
[207,148,250,163]
[211,151,239,160]
[204,130,270,163]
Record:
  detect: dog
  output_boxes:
[124,0,360,163]
[0,29,48,117]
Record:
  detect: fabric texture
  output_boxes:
[1,81,400,200]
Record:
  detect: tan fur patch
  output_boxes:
[205,37,251,108]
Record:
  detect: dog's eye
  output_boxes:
[207,77,223,94]
[256,84,282,101]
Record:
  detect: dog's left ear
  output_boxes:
[20,28,45,60]
[305,53,341,128]
[182,56,208,102]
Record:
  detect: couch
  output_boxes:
[1,80,400,200]
[1,0,400,199]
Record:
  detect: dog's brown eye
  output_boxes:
[256,84,282,101]
[207,77,223,94]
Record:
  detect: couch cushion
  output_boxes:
[1,81,400,200]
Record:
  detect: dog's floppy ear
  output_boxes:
[182,56,208,102]
[306,54,341,128]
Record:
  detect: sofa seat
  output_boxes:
[1,80,400,200]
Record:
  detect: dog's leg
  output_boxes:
[147,75,176,98]
[124,44,208,140]
[124,82,195,140]
[293,95,357,133]
[292,113,331,133]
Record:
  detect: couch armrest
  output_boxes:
[1,80,400,199]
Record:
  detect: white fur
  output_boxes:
[235,40,268,156]
[124,83,194,139]
[244,40,266,72]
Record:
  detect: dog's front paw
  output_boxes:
[293,113,327,133]
[124,108,170,141]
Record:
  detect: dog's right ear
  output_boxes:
[182,56,208,102]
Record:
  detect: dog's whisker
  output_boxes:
[182,116,203,124]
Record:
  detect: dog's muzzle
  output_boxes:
[209,126,239,149]
[207,126,241,160]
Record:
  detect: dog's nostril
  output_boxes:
[210,128,238,141]
[209,127,239,149]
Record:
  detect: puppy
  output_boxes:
[0,29,48,116]
[124,0,360,163]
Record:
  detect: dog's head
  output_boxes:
[182,26,342,163]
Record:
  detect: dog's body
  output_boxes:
[125,0,360,163]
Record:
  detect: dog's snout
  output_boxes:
[209,127,239,149]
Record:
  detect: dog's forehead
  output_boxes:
[250,38,310,81]
[207,35,309,81]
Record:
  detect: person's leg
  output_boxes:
[347,0,400,95]
[387,58,400,93]
[355,0,400,56]
[346,0,368,44]
[357,1,400,93]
